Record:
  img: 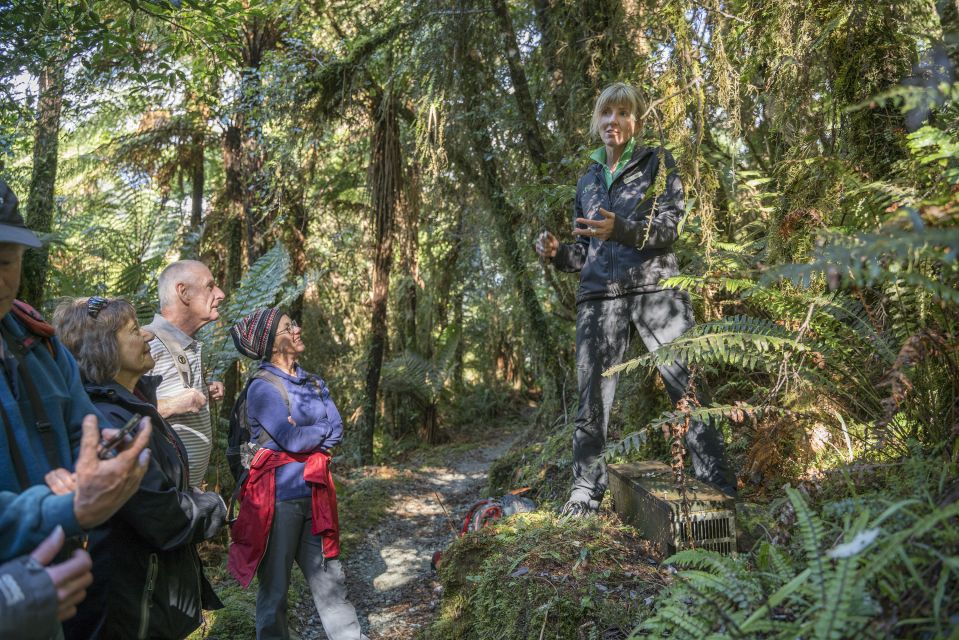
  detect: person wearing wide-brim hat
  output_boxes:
[227,307,367,640]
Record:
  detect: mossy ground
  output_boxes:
[424,512,667,640]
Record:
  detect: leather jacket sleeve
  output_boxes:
[114,459,226,549]
[609,148,686,250]
[97,405,226,550]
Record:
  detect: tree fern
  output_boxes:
[203,243,308,378]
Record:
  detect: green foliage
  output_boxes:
[607,316,810,376]
[631,486,956,639]
[202,242,308,379]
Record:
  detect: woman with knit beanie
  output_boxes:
[226,308,367,640]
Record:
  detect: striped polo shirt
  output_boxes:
[145,313,211,487]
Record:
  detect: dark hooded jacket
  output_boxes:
[64,376,225,640]
[553,146,686,303]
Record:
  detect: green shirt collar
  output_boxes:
[590,138,636,188]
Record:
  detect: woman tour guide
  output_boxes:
[536,82,736,517]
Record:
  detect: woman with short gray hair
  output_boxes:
[54,297,226,640]
[535,82,736,517]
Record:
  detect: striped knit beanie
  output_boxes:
[230,307,283,360]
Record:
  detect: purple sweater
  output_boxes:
[246,363,343,502]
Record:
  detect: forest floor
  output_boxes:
[289,423,520,639]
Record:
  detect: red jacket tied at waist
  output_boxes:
[228,449,340,588]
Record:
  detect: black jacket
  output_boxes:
[554,146,685,303]
[65,376,226,640]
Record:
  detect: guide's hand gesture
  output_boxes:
[573,208,616,241]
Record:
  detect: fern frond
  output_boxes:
[603,428,649,461]
[606,316,807,376]
[786,487,828,603]
[647,403,771,432]
[381,350,443,404]
[204,243,307,378]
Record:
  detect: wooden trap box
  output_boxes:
[608,461,737,554]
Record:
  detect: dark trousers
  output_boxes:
[570,290,735,509]
[256,498,365,640]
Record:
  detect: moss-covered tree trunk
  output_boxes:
[358,90,402,464]
[21,63,64,308]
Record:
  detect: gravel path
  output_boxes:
[290,433,516,639]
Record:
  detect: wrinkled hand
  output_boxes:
[573,208,616,241]
[207,381,225,402]
[30,525,93,622]
[73,414,151,529]
[534,230,559,259]
[160,388,207,417]
[44,468,77,496]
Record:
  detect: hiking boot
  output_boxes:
[559,499,595,518]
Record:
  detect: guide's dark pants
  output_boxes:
[569,290,735,510]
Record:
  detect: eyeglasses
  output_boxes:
[87,296,110,318]
[276,319,298,336]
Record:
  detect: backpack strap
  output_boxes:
[0,324,64,471]
[10,301,55,358]
[249,369,291,449]
[227,375,290,524]
[146,325,192,389]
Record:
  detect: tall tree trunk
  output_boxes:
[21,63,65,308]
[185,131,205,259]
[396,164,420,353]
[358,90,402,464]
[190,133,204,230]
[221,124,246,409]
[286,192,310,322]
[490,0,549,172]
[451,285,465,392]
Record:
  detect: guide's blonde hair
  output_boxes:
[589,83,645,140]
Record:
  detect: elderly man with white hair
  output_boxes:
[145,260,226,487]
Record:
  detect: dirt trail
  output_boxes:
[290,432,516,639]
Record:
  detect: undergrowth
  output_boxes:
[632,454,959,639]
[425,512,665,640]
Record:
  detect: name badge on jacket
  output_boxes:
[624,172,643,185]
